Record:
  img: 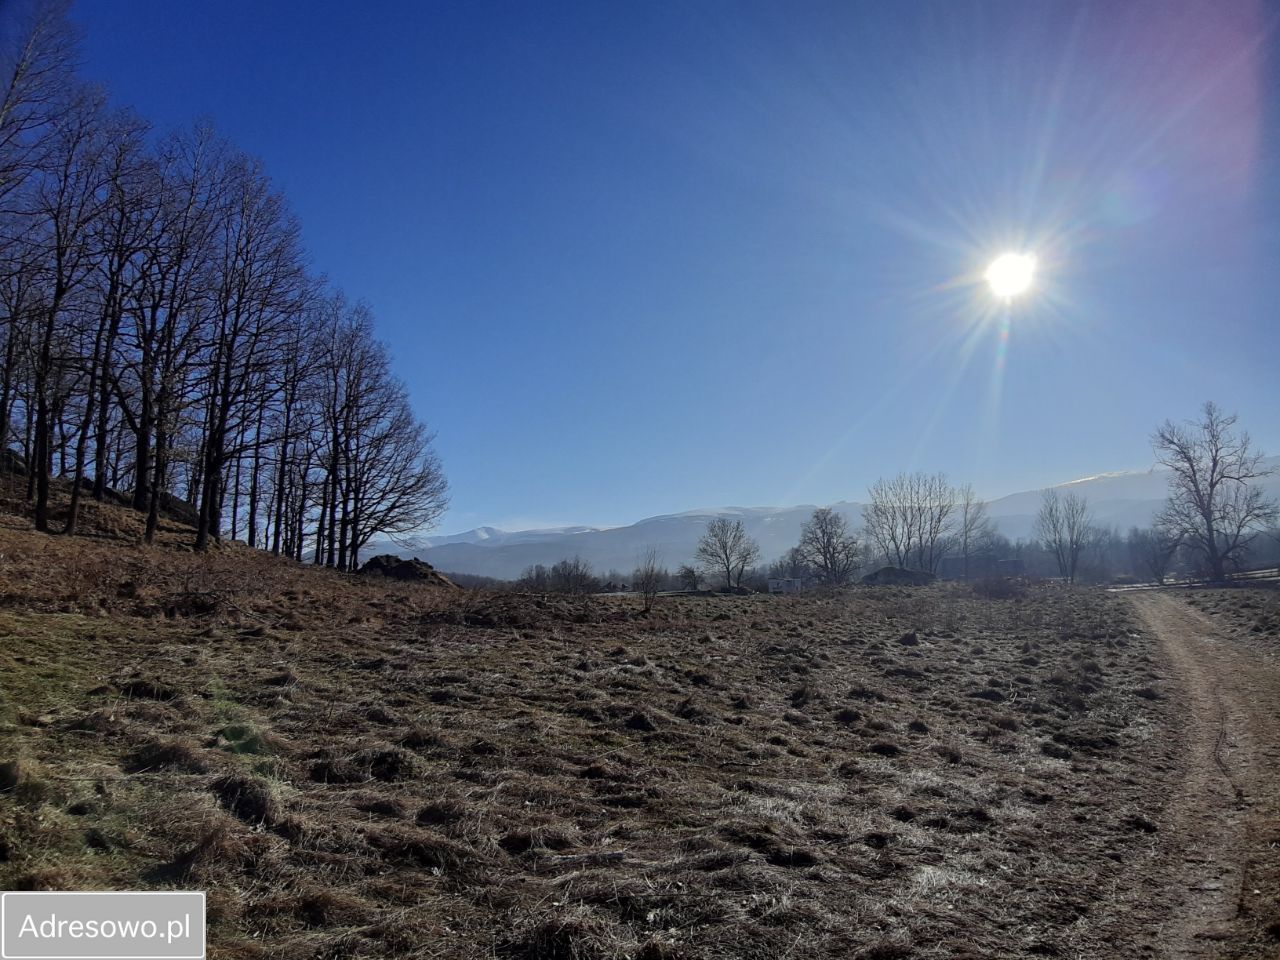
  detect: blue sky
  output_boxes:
[72,0,1280,532]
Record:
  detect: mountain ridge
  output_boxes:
[380,459,1280,579]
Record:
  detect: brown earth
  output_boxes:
[0,495,1278,959]
[1121,591,1280,959]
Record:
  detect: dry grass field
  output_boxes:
[1,495,1278,959]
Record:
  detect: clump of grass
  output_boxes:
[415,798,466,827]
[210,774,280,826]
[213,721,284,756]
[296,887,368,927]
[126,738,209,773]
[168,822,260,883]
[1040,742,1073,761]
[117,678,179,701]
[354,745,419,781]
[933,743,963,764]
[399,725,450,751]
[368,824,474,874]
[501,907,620,960]
[0,756,50,804]
[351,793,409,818]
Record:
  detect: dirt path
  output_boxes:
[1127,592,1280,959]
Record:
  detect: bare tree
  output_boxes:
[695,516,759,588]
[0,9,451,563]
[864,472,957,574]
[549,556,598,595]
[956,484,992,579]
[64,108,150,533]
[1035,489,1093,583]
[0,0,77,207]
[632,547,664,613]
[195,155,307,550]
[26,89,109,531]
[675,563,701,592]
[1153,402,1277,582]
[796,506,860,584]
[1127,525,1181,585]
[517,563,550,592]
[768,546,811,580]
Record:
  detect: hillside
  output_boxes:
[388,459,1280,579]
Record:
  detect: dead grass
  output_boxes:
[0,490,1197,957]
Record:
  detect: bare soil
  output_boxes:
[1124,592,1280,959]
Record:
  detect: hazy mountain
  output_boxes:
[373,458,1280,580]
[415,525,605,548]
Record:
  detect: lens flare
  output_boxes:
[985,253,1036,298]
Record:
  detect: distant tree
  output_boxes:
[1127,525,1181,585]
[1035,489,1093,583]
[1153,402,1278,582]
[549,556,598,595]
[632,547,664,613]
[675,563,701,592]
[518,563,550,592]
[767,546,811,580]
[695,516,759,588]
[1080,525,1124,583]
[796,506,860,584]
[956,484,993,579]
[864,472,957,574]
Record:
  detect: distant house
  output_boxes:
[767,577,806,595]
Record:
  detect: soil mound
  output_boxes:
[359,554,456,588]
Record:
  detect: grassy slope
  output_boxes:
[0,495,1195,959]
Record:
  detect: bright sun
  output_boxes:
[985,252,1036,299]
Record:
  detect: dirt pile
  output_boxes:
[358,554,456,587]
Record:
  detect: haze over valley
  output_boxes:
[397,457,1280,578]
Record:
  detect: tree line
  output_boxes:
[508,403,1278,598]
[694,402,1277,590]
[0,1,447,567]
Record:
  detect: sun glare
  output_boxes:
[985,252,1036,299]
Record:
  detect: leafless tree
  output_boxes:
[1152,402,1277,582]
[549,556,598,595]
[768,546,811,580]
[864,471,957,574]
[0,3,450,562]
[0,0,77,208]
[633,547,664,613]
[131,125,227,542]
[517,563,550,592]
[675,563,701,592]
[1127,525,1181,585]
[194,155,307,550]
[1035,489,1093,583]
[956,484,992,579]
[695,516,759,588]
[64,109,150,533]
[26,89,109,531]
[796,506,860,584]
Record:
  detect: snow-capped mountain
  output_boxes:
[375,458,1280,580]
